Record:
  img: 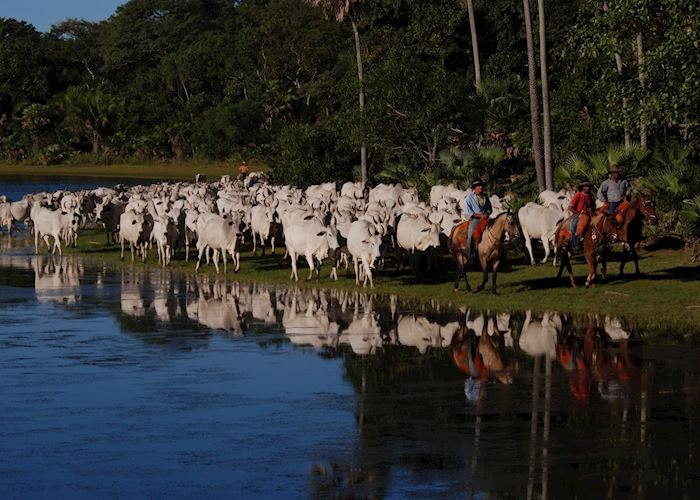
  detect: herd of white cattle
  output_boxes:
[0,173,577,286]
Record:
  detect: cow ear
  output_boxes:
[316,231,326,237]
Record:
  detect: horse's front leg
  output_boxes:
[491,258,500,295]
[474,255,488,293]
[600,245,608,280]
[585,253,597,288]
[452,255,461,291]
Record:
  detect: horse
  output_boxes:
[448,211,520,294]
[555,210,620,288]
[601,191,657,277]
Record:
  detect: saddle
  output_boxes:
[615,200,631,225]
[472,217,489,246]
[557,213,585,244]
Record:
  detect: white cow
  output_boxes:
[283,218,339,281]
[195,215,243,274]
[347,219,382,287]
[396,213,440,252]
[250,204,277,255]
[119,210,147,262]
[518,202,565,265]
[0,202,12,233]
[152,215,179,267]
[340,181,365,200]
[30,205,78,255]
[539,189,572,212]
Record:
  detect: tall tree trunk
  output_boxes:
[537,0,553,190]
[91,130,101,154]
[603,1,631,150]
[523,0,545,191]
[350,14,367,184]
[636,32,647,150]
[466,0,481,87]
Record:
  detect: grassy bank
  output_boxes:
[59,232,700,332]
[0,161,267,181]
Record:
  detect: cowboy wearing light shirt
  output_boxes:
[598,164,631,215]
[463,179,492,257]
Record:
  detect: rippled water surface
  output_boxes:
[0,250,699,498]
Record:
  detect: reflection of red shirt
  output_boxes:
[569,192,595,214]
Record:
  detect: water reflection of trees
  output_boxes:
[314,311,699,498]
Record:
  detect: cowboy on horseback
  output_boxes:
[568,178,595,253]
[463,179,492,259]
[598,164,631,220]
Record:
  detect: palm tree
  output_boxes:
[636,32,648,150]
[537,0,553,190]
[523,0,545,191]
[460,0,481,86]
[307,0,368,184]
[63,85,122,154]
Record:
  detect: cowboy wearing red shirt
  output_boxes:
[568,178,595,252]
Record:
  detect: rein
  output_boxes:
[481,213,509,247]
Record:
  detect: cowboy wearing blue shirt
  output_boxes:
[463,179,492,257]
[598,164,631,215]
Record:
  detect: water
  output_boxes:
[0,175,148,203]
[0,249,699,498]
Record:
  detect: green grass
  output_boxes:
[63,232,700,331]
[0,160,268,181]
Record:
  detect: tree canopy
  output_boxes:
[0,0,698,194]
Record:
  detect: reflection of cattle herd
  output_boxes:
[0,175,656,290]
[4,254,637,403]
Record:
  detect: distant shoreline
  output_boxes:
[0,162,267,182]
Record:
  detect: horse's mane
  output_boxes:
[486,211,509,228]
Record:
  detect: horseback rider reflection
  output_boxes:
[597,164,631,218]
[568,178,595,253]
[463,179,492,259]
[556,315,638,402]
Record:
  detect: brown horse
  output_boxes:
[449,212,520,294]
[601,191,657,277]
[556,211,620,288]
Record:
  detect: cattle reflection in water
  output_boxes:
[32,255,83,304]
[187,278,246,335]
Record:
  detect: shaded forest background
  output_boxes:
[1,0,699,232]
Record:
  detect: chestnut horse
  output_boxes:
[601,191,657,277]
[449,212,520,294]
[556,211,620,288]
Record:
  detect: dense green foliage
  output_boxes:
[0,0,698,227]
